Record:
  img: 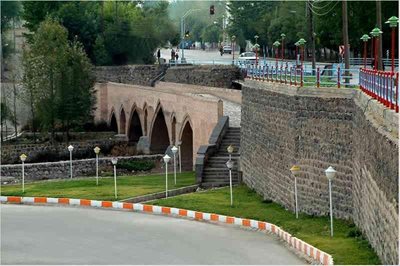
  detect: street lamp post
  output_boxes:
[94,146,100,185]
[227,145,234,161]
[295,41,300,67]
[226,159,234,206]
[325,166,337,237]
[180,9,201,63]
[111,157,118,199]
[371,27,383,70]
[298,38,307,69]
[281,33,286,66]
[290,165,301,219]
[177,140,182,173]
[360,34,371,69]
[385,16,399,73]
[370,31,374,65]
[273,41,281,68]
[171,146,178,185]
[254,35,259,66]
[68,145,74,179]
[20,154,27,193]
[163,154,171,198]
[231,35,236,65]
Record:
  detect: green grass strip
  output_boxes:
[1,172,195,201]
[150,185,380,265]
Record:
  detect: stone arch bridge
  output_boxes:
[94,82,223,169]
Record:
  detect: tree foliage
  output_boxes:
[22,18,95,140]
[22,0,179,65]
[227,0,398,58]
[1,1,21,59]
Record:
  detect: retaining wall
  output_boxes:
[94,65,243,89]
[1,139,121,164]
[240,80,398,265]
[163,65,244,88]
[94,65,167,86]
[1,155,162,183]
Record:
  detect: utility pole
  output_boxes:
[342,0,350,85]
[376,0,383,70]
[308,0,316,75]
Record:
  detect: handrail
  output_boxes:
[195,116,229,184]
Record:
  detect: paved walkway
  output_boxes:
[223,100,241,127]
[1,204,304,265]
[156,82,242,127]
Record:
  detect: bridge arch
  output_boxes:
[109,109,118,133]
[143,102,148,135]
[149,102,170,154]
[128,104,143,142]
[179,114,193,170]
[119,106,126,134]
[171,113,177,145]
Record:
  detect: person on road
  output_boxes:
[175,53,179,63]
[157,49,161,64]
[219,45,223,56]
[171,48,175,61]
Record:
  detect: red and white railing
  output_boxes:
[359,69,399,112]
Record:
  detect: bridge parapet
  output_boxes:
[94,82,223,169]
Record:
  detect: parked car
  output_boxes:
[223,45,232,54]
[238,52,256,63]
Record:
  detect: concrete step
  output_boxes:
[201,181,239,188]
[207,157,240,161]
[202,178,239,182]
[206,163,238,168]
[202,173,239,178]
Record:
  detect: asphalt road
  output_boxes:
[1,204,305,265]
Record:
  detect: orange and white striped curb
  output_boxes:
[0,196,333,265]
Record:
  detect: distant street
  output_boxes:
[161,48,234,65]
[1,204,305,265]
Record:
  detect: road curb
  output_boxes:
[0,196,334,265]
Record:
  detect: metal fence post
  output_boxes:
[396,73,399,113]
[317,67,320,88]
[262,65,265,81]
[300,66,303,87]
[285,66,288,84]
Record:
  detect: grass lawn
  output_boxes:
[0,172,195,201]
[150,185,380,265]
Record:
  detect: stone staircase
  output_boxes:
[202,127,241,187]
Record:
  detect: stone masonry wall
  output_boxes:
[164,65,243,88]
[94,65,167,86]
[94,65,243,89]
[240,80,398,264]
[1,155,162,183]
[1,139,121,164]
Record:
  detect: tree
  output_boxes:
[22,18,95,142]
[1,1,21,141]
[56,39,95,138]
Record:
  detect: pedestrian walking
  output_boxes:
[175,52,179,63]
[157,49,161,64]
[171,48,175,61]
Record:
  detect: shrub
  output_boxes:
[117,160,155,172]
[347,228,362,238]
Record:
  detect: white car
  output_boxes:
[238,52,257,63]
[223,45,232,54]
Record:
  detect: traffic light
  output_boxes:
[210,5,215,15]
[185,30,190,37]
